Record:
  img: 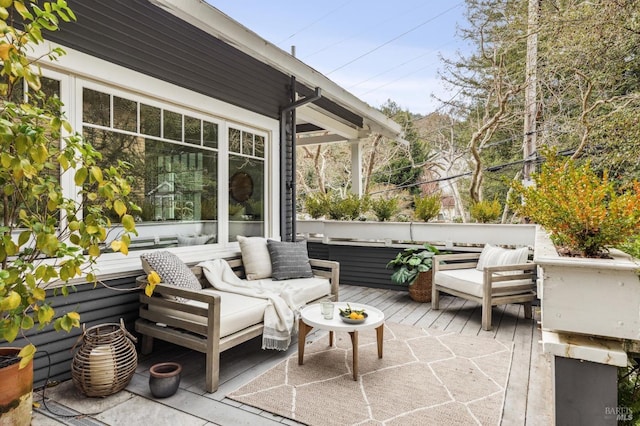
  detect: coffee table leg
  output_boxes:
[376,324,384,358]
[298,319,313,365]
[329,331,334,347]
[349,331,358,380]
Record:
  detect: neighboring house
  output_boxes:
[10,0,401,384]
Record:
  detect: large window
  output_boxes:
[82,87,232,249]
[228,127,265,242]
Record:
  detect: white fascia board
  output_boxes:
[296,134,348,146]
[148,0,402,140]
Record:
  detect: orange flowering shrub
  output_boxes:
[511,149,640,257]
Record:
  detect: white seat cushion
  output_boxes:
[149,289,269,338]
[435,269,533,298]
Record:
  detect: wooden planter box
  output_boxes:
[534,227,640,341]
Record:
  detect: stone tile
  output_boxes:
[94,395,207,426]
[158,387,282,425]
[125,372,152,396]
[31,411,66,425]
[41,380,134,415]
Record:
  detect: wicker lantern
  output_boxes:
[71,320,137,397]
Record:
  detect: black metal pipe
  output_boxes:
[279,80,321,241]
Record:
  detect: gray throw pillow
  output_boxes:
[267,240,313,280]
[140,251,201,300]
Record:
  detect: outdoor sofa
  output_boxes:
[134,248,339,393]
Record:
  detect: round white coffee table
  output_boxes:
[298,302,385,380]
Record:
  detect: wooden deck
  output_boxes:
[35,284,553,425]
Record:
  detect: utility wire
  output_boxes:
[276,0,354,46]
[326,2,464,75]
[369,147,580,195]
[357,58,442,96]
[347,40,456,90]
[302,2,432,60]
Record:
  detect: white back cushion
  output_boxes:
[476,244,529,271]
[237,235,272,280]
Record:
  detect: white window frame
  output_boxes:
[31,44,280,278]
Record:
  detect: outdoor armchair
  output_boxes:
[431,250,537,330]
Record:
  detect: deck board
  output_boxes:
[132,284,551,425]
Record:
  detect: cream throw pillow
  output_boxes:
[476,244,529,271]
[237,235,272,280]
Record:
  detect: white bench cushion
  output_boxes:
[435,269,533,298]
[149,289,269,338]
[148,276,331,338]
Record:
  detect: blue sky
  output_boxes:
[210,1,470,115]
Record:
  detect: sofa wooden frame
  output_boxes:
[135,256,340,392]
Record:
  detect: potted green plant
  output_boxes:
[370,196,400,222]
[413,194,440,222]
[0,3,139,423]
[469,199,501,223]
[511,148,640,341]
[386,243,440,302]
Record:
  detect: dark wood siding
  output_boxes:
[0,276,141,387]
[308,242,402,290]
[53,0,290,119]
[49,1,364,130]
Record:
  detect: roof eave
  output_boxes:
[148,0,403,140]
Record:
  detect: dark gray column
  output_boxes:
[553,356,619,425]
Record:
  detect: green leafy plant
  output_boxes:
[413,194,440,222]
[228,203,245,218]
[470,199,502,223]
[618,361,640,426]
[0,1,139,366]
[511,148,640,257]
[370,196,400,221]
[327,192,369,221]
[386,243,440,285]
[338,303,366,319]
[303,192,330,219]
[618,235,640,259]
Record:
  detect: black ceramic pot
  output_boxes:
[148,362,182,398]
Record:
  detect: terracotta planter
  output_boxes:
[534,227,640,341]
[408,272,433,303]
[0,347,33,426]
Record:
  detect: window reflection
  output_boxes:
[163,110,182,141]
[140,104,161,137]
[82,88,224,250]
[228,154,264,242]
[83,88,110,127]
[203,121,218,149]
[184,115,201,145]
[114,96,137,132]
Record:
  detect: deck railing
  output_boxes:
[297,220,536,249]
